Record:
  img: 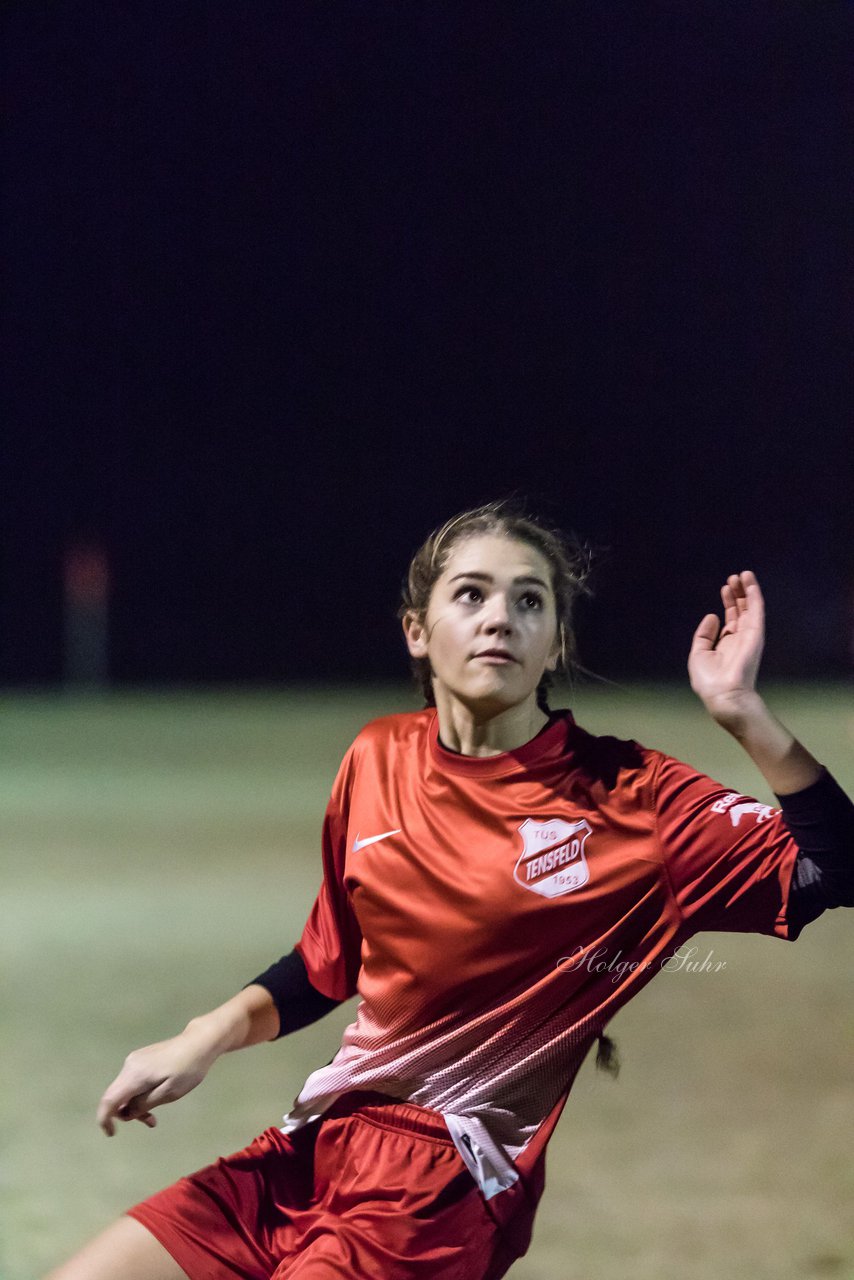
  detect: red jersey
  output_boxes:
[282,708,799,1224]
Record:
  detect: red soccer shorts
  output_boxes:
[127,1091,527,1279]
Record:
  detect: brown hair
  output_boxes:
[398,499,592,711]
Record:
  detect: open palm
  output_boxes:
[688,571,765,720]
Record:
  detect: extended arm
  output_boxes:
[96,983,279,1135]
[97,953,339,1136]
[688,571,821,794]
[687,571,854,930]
[100,743,359,1137]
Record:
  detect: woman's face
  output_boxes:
[405,533,560,715]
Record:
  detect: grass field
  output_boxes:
[3,684,853,1279]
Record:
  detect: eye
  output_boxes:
[519,591,544,610]
[453,584,483,604]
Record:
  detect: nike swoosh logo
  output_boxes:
[353,828,401,852]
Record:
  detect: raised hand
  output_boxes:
[688,571,765,728]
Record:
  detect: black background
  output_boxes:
[3,2,852,685]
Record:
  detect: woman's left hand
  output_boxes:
[688,571,765,728]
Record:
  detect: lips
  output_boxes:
[474,649,518,662]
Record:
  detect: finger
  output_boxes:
[142,1079,177,1109]
[740,569,764,608]
[690,613,720,654]
[721,582,739,631]
[117,1089,159,1120]
[735,570,764,628]
[98,1090,129,1136]
[730,573,750,616]
[98,1075,157,1135]
[109,1099,158,1132]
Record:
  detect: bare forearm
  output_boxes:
[706,691,823,796]
[98,985,280,1135]
[185,984,280,1058]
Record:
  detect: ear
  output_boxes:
[544,630,561,673]
[403,611,429,659]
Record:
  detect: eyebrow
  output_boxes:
[448,572,549,590]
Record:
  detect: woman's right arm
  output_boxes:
[99,747,361,1138]
[96,982,279,1136]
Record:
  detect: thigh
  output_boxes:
[127,1126,317,1280]
[44,1215,188,1280]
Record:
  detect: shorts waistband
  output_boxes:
[324,1090,453,1144]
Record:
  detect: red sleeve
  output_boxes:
[294,744,363,1001]
[653,753,801,940]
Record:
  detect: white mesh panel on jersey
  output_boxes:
[280,973,602,1200]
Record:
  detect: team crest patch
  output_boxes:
[514,818,592,898]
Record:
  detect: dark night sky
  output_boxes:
[3,2,852,685]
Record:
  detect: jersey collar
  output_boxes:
[428,708,574,778]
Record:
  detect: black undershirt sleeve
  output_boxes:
[777,767,854,937]
[245,950,343,1039]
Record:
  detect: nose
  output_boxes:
[481,593,512,633]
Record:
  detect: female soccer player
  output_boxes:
[48,501,853,1280]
